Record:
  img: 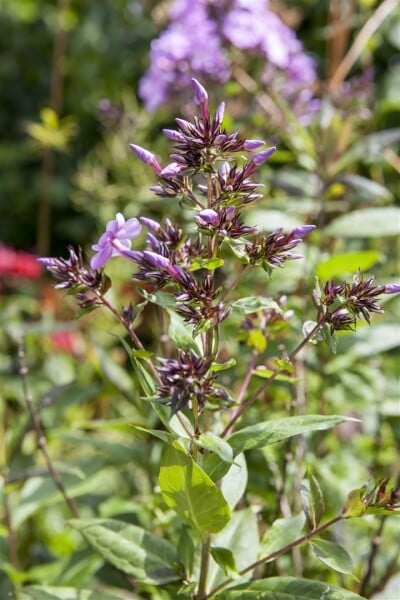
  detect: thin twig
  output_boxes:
[328,0,398,91]
[359,516,387,596]
[221,320,323,437]
[18,335,79,518]
[206,515,343,599]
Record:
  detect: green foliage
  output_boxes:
[1,1,400,599]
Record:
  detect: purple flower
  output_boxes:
[252,146,276,165]
[243,139,266,151]
[90,213,141,270]
[130,144,162,175]
[385,283,400,294]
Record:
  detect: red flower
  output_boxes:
[0,245,42,279]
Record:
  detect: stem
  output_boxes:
[359,516,387,596]
[95,291,162,386]
[224,350,257,437]
[17,335,79,518]
[197,535,211,600]
[219,265,249,305]
[221,320,324,437]
[328,0,398,91]
[206,515,343,599]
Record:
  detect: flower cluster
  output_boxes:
[139,0,318,122]
[38,246,110,310]
[321,275,400,331]
[157,350,231,414]
[246,225,316,270]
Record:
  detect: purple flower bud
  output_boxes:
[244,139,266,151]
[219,161,230,181]
[214,101,225,125]
[160,162,185,178]
[140,217,161,231]
[214,134,226,144]
[162,128,186,142]
[191,78,208,105]
[225,206,236,221]
[143,251,172,271]
[196,209,219,227]
[252,146,276,165]
[385,283,400,294]
[175,118,192,134]
[291,224,316,237]
[129,144,162,175]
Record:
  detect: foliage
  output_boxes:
[1,2,400,600]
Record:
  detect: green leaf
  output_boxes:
[167,309,201,352]
[326,207,400,238]
[158,442,231,534]
[333,127,400,173]
[20,588,121,600]
[311,538,354,577]
[335,173,392,200]
[210,547,237,577]
[228,415,354,455]
[209,358,237,372]
[252,368,297,383]
[118,336,156,398]
[301,472,325,530]
[316,251,382,280]
[189,257,224,271]
[343,323,400,357]
[207,508,259,593]
[215,576,365,599]
[68,518,180,584]
[342,489,367,518]
[231,296,282,314]
[220,453,248,510]
[195,433,234,464]
[177,526,196,578]
[260,513,305,560]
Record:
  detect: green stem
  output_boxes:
[206,514,343,599]
[221,319,324,437]
[197,535,211,600]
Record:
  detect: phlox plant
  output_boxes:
[32,79,399,599]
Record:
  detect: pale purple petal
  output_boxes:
[91,247,112,270]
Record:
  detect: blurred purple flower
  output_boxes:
[138,0,319,123]
[91,213,141,270]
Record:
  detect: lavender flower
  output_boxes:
[130,144,162,175]
[138,0,319,122]
[90,213,141,270]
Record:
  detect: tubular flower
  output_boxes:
[90,213,141,270]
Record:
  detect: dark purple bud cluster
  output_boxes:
[246,225,315,269]
[157,349,231,414]
[322,275,394,331]
[38,246,110,310]
[195,207,256,238]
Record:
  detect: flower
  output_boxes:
[0,245,42,280]
[90,213,141,270]
[157,350,231,414]
[246,224,315,268]
[138,0,319,122]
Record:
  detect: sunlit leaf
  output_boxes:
[228,415,355,455]
[158,442,231,534]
